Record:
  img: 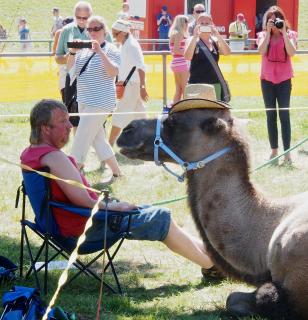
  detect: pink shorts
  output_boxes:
[170,56,190,73]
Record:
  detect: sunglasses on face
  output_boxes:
[87,25,104,33]
[76,16,89,21]
[195,10,205,14]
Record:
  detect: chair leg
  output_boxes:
[44,237,49,294]
[20,224,25,278]
[106,250,122,294]
[24,229,41,292]
[25,241,46,278]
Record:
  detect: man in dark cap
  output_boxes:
[156,5,172,50]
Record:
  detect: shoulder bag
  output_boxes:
[198,39,231,103]
[115,66,136,100]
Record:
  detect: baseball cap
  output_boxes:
[162,5,168,11]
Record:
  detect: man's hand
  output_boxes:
[140,86,149,102]
[108,201,137,211]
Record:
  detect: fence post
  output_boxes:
[162,52,167,106]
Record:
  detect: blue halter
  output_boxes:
[154,115,232,182]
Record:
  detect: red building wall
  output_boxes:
[132,0,299,41]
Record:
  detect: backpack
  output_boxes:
[0,256,17,285]
[64,52,96,126]
[1,286,76,320]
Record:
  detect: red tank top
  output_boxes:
[20,145,98,237]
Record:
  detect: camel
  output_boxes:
[117,98,308,319]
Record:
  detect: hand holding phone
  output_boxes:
[200,25,212,33]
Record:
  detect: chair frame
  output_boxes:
[16,171,134,295]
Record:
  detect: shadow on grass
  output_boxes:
[115,152,144,166]
[0,236,255,319]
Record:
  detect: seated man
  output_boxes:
[20,99,218,277]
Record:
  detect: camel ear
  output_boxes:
[200,117,227,135]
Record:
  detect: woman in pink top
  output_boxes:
[257,6,297,165]
[168,15,190,104]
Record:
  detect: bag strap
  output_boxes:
[122,66,136,86]
[79,52,96,76]
[198,39,230,102]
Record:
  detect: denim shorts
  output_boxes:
[84,205,171,244]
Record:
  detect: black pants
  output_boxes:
[261,79,292,151]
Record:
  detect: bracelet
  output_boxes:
[69,51,76,56]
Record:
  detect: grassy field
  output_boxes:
[0,1,308,319]
[0,96,307,319]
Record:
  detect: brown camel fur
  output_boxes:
[117,107,308,319]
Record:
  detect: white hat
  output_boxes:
[112,19,131,33]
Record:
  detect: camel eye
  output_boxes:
[122,123,135,133]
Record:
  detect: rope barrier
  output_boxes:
[0,106,308,118]
[0,133,307,313]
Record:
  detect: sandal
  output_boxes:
[201,266,225,281]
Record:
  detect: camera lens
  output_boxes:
[274,18,284,29]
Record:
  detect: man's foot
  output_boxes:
[201,265,225,281]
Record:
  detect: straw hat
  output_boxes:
[170,84,230,114]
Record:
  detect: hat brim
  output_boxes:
[170,98,230,114]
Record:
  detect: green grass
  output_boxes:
[0,96,308,319]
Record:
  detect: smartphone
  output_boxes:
[200,25,212,33]
[67,41,92,49]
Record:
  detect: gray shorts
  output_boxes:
[84,205,171,245]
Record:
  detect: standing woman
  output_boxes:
[169,15,190,104]
[257,6,297,165]
[184,13,230,101]
[67,16,121,179]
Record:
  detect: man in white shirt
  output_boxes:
[229,13,249,40]
[109,19,149,147]
[188,3,206,36]
[50,7,63,38]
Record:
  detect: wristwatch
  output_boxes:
[140,85,146,89]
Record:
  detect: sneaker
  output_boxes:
[201,266,225,281]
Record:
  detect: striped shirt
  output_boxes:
[73,42,120,110]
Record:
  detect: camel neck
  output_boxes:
[187,170,289,283]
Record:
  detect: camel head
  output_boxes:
[117,104,246,168]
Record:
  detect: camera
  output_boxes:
[67,41,92,49]
[274,18,284,29]
[200,25,211,33]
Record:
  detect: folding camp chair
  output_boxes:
[16,168,137,294]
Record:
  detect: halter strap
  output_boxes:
[154,115,232,182]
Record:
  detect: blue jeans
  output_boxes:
[261,79,292,150]
[85,206,171,243]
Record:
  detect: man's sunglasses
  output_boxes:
[76,16,89,21]
[195,10,205,14]
[87,26,104,33]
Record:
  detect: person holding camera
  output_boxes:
[184,13,230,101]
[66,15,122,181]
[156,5,172,51]
[257,6,297,166]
